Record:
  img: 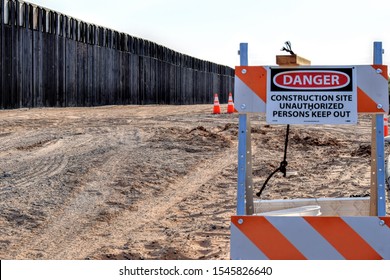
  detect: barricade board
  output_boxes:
[266,67,357,124]
[231,216,390,260]
[253,197,370,216]
[234,65,388,115]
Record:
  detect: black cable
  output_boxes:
[256,124,290,197]
[281,124,290,177]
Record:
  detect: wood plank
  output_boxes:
[121,51,130,104]
[130,53,139,104]
[3,24,13,108]
[17,6,33,108]
[10,0,17,108]
[96,45,103,105]
[57,16,66,107]
[76,41,87,106]
[276,54,311,66]
[0,0,4,108]
[87,43,93,106]
[65,37,76,106]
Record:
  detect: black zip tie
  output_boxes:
[256,125,290,197]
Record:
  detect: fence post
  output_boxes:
[0,0,3,107]
[10,0,16,108]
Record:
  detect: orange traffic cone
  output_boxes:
[213,94,221,114]
[384,115,389,137]
[227,92,234,114]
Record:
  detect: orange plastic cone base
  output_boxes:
[384,117,389,137]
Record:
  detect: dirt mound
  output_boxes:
[351,143,371,157]
[291,132,342,147]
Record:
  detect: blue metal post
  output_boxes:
[237,115,246,215]
[237,43,253,215]
[374,41,386,216]
[239,43,248,66]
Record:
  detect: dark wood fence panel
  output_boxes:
[0,0,3,106]
[1,0,234,109]
[65,36,76,106]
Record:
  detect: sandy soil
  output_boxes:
[0,105,389,260]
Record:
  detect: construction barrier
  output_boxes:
[234,65,389,114]
[231,42,389,260]
[231,216,390,260]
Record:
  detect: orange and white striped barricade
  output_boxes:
[231,216,390,260]
[232,43,389,260]
[234,65,389,115]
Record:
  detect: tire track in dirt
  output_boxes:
[0,131,45,153]
[11,137,237,259]
[12,152,129,259]
[10,127,152,259]
[9,157,68,189]
[74,143,238,260]
[1,135,96,189]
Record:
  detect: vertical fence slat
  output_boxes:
[32,6,39,106]
[4,0,17,108]
[58,13,65,106]
[65,29,76,106]
[0,0,3,108]
[17,2,32,107]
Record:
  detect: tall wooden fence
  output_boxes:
[0,0,234,109]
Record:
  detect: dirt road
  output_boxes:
[0,105,388,260]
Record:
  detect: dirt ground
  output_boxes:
[0,105,389,260]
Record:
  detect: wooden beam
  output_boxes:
[276,54,311,66]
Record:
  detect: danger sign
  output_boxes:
[266,67,357,124]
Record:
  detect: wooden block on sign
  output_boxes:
[276,55,311,66]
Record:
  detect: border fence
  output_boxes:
[0,0,234,109]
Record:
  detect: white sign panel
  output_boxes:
[266,67,357,124]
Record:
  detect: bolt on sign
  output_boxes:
[266,67,357,124]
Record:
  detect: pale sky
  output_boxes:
[27,0,390,72]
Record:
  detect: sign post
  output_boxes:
[231,42,389,260]
[236,42,254,215]
[370,41,386,216]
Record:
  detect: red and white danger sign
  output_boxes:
[266,67,357,124]
[273,70,350,90]
[234,65,388,116]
